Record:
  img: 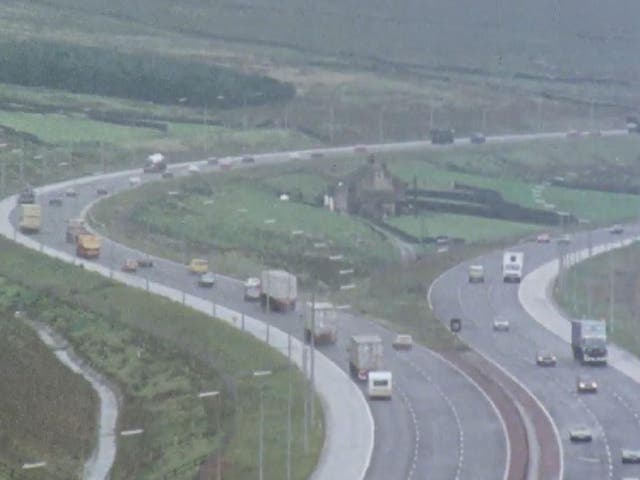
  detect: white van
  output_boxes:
[502,251,524,283]
[368,371,392,400]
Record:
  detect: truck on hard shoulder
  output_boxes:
[349,335,383,381]
[260,270,297,311]
[76,233,101,259]
[304,301,338,345]
[571,319,607,365]
[502,251,524,283]
[143,153,167,173]
[66,218,88,243]
[19,204,41,233]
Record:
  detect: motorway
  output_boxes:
[431,221,640,479]
[17,160,508,480]
[11,127,634,479]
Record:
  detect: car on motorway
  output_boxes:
[566,129,580,138]
[610,224,624,234]
[96,187,108,196]
[136,258,153,268]
[558,233,571,245]
[576,375,598,393]
[241,156,255,164]
[587,130,602,137]
[48,197,63,206]
[188,258,209,274]
[536,352,557,367]
[392,334,413,351]
[470,132,486,144]
[121,259,138,272]
[129,176,141,186]
[492,317,510,332]
[621,449,640,464]
[206,157,219,166]
[198,272,216,287]
[536,233,551,243]
[289,152,302,160]
[354,144,368,153]
[568,425,592,442]
[310,151,324,159]
[161,171,174,179]
[64,187,78,197]
[187,164,200,174]
[244,277,261,301]
[468,265,485,283]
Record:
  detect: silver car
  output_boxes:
[569,425,592,442]
[492,318,510,332]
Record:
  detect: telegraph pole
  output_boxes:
[309,286,316,426]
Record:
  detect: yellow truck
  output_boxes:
[76,233,101,259]
[19,204,41,233]
[188,258,209,274]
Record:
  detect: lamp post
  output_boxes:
[199,390,222,480]
[253,370,272,480]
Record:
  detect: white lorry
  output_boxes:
[502,251,524,283]
[367,371,393,400]
[349,335,383,381]
[304,301,338,345]
[260,270,297,312]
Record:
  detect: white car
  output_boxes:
[187,164,200,174]
[128,176,141,186]
[621,449,640,464]
[569,425,592,442]
[367,371,392,400]
[493,318,510,332]
[468,265,484,283]
[392,334,413,351]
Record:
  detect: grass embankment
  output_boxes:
[0,237,323,479]
[92,164,397,282]
[0,301,97,479]
[555,242,640,357]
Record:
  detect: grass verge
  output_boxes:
[0,303,97,479]
[0,236,323,480]
[555,241,640,357]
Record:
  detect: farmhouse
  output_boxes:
[325,155,406,218]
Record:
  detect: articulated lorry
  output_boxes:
[76,233,101,259]
[304,301,338,345]
[571,319,607,365]
[349,335,383,381]
[19,204,41,233]
[260,270,297,311]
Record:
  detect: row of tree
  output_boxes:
[0,40,295,108]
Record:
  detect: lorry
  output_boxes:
[76,233,101,259]
[17,187,36,205]
[143,153,167,173]
[304,301,338,345]
[367,371,393,400]
[502,251,524,283]
[571,319,608,365]
[66,218,88,243]
[430,128,455,145]
[19,204,41,233]
[260,270,297,312]
[349,335,383,381]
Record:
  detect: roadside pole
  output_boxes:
[310,285,316,426]
[286,332,292,480]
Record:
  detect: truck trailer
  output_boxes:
[260,270,297,312]
[349,335,383,381]
[502,251,524,283]
[19,204,41,233]
[571,319,607,365]
[304,301,338,345]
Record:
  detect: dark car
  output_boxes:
[470,132,486,144]
[48,197,63,206]
[161,171,174,179]
[610,224,624,235]
[206,157,219,166]
[96,187,108,196]
[198,272,216,287]
[576,375,598,393]
[536,352,557,367]
[241,156,255,164]
[430,128,455,145]
[137,258,154,268]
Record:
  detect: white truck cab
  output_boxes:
[367,371,392,400]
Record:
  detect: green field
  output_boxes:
[0,309,97,479]
[0,237,323,479]
[388,214,541,243]
[555,242,640,357]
